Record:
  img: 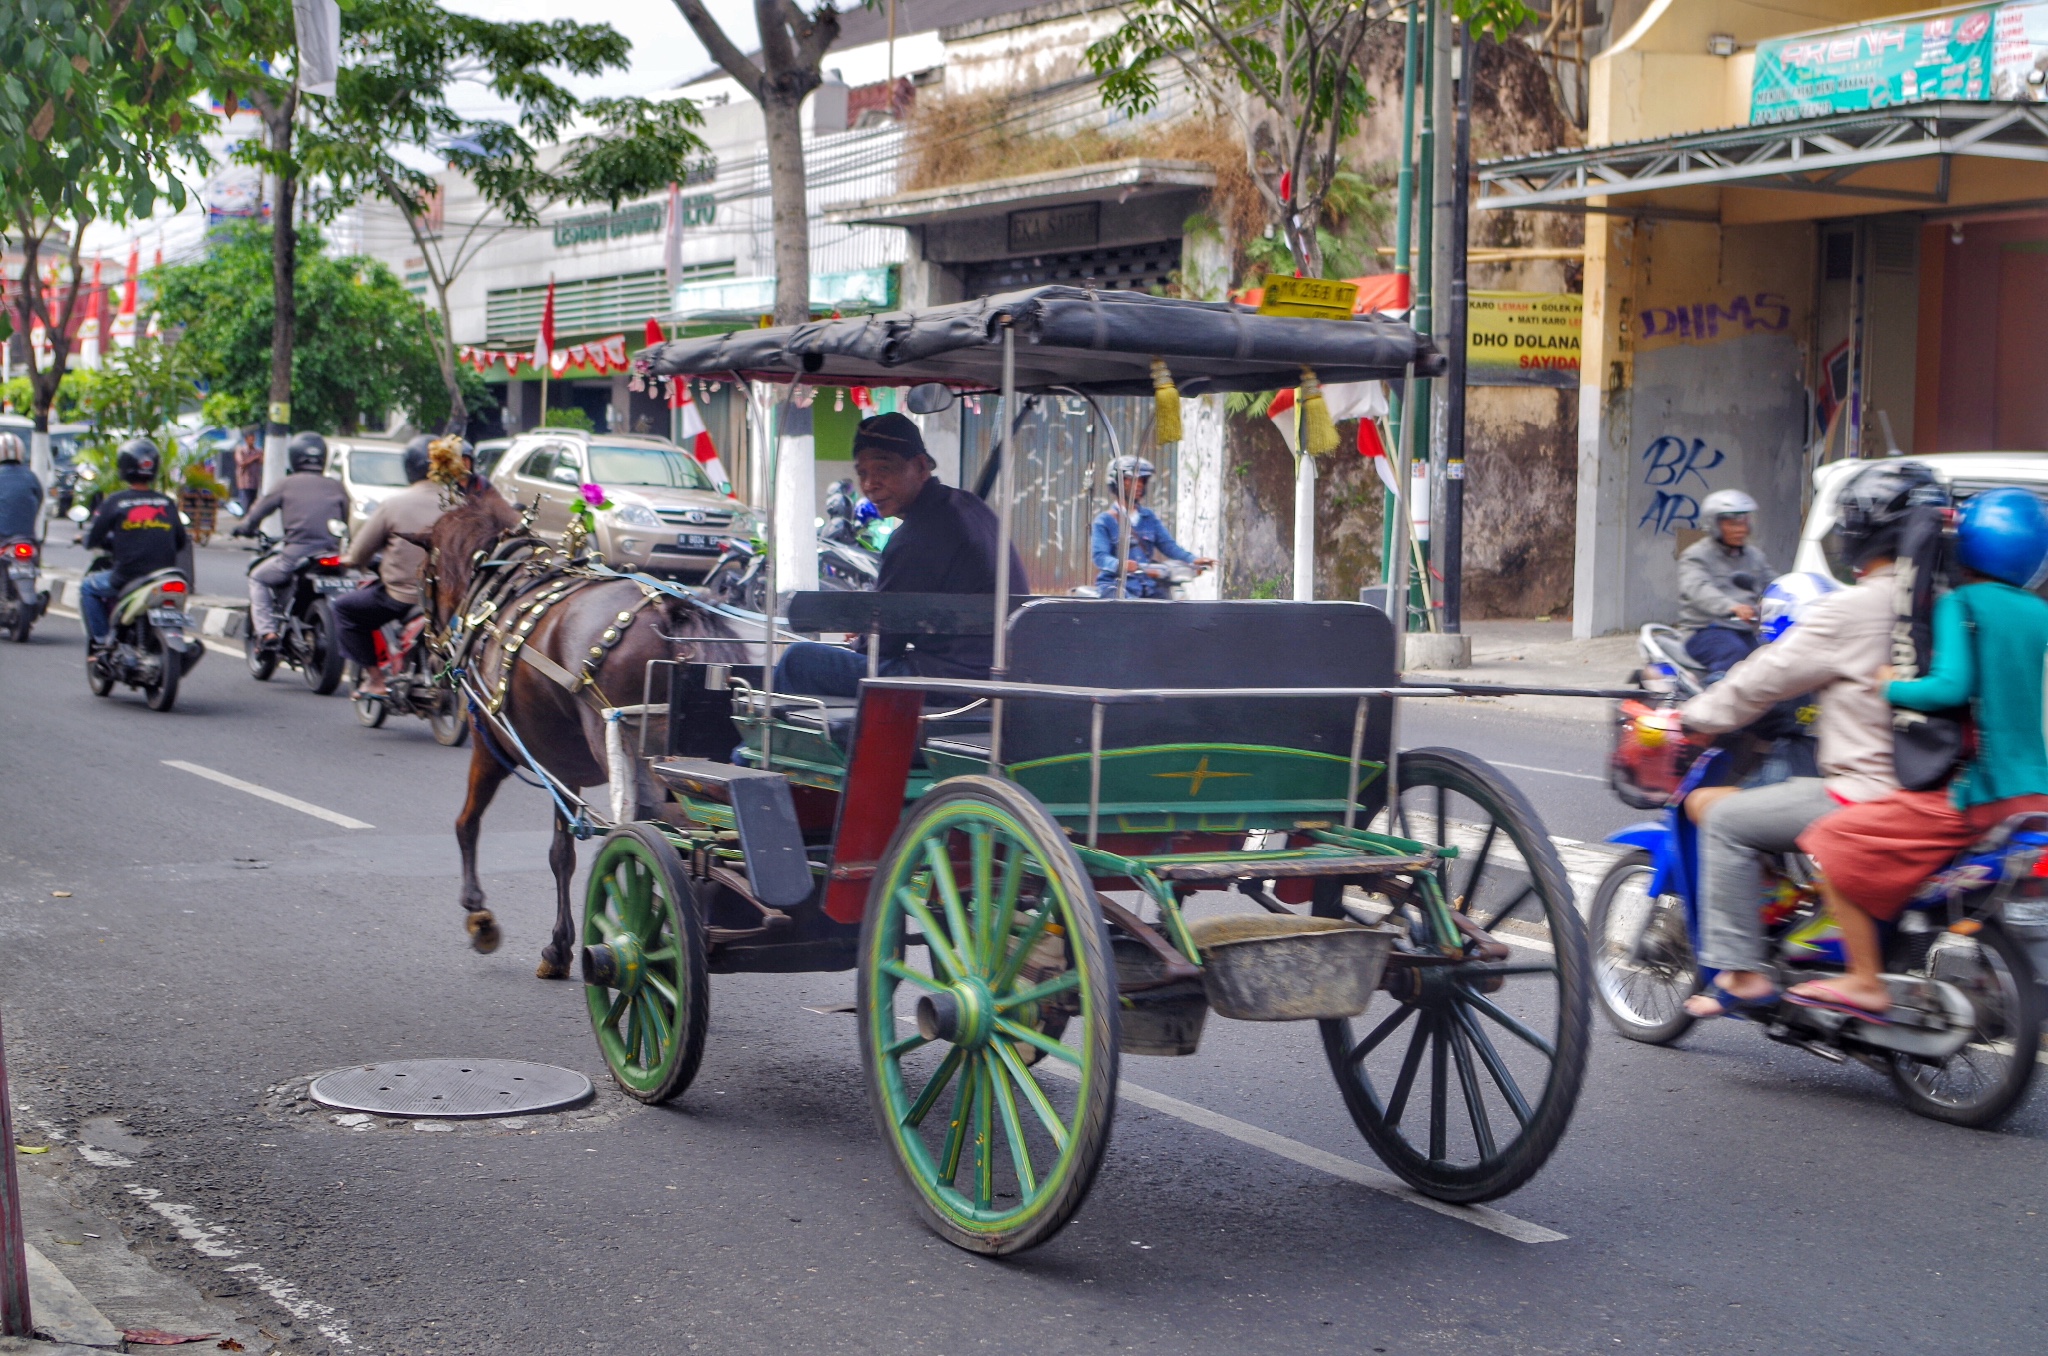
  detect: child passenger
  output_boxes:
[1792,488,2048,1016]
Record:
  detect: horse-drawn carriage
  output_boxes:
[433,286,1590,1255]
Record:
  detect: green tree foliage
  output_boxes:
[1089,0,1527,276]
[0,0,239,435]
[153,224,485,436]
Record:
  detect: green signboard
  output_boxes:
[1752,4,1997,122]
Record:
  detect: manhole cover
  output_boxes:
[308,1059,593,1120]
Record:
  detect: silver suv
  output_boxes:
[491,430,754,579]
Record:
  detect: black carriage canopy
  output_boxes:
[638,285,1445,397]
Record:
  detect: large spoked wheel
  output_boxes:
[303,600,345,694]
[1589,850,1699,1045]
[245,629,277,681]
[858,776,1118,1256]
[429,687,470,747]
[581,824,710,1105]
[1317,747,1591,1203]
[1888,919,2044,1129]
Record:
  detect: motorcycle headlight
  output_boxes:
[612,502,662,529]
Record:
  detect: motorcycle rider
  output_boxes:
[1678,488,1771,679]
[335,435,448,698]
[1090,455,1213,598]
[1673,464,1919,1019]
[79,438,187,649]
[230,431,348,651]
[1790,487,2048,1016]
[0,432,41,541]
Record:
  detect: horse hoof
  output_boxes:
[536,953,570,980]
[467,911,502,954]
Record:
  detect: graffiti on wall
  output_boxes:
[1636,434,1727,533]
[1637,292,1792,347]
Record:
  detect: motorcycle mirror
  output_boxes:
[904,383,954,416]
[226,500,246,518]
[327,518,348,538]
[66,505,88,523]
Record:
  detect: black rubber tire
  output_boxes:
[1589,850,1699,1045]
[143,629,180,713]
[580,824,711,1105]
[1318,747,1592,1204]
[303,600,345,694]
[353,691,388,728]
[429,689,470,747]
[1888,919,2044,1130]
[7,593,32,643]
[86,648,114,697]
[245,629,277,681]
[858,775,1118,1256]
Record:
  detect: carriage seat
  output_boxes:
[769,693,992,752]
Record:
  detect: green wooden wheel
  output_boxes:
[581,824,709,1104]
[858,776,1118,1256]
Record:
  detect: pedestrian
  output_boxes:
[233,427,263,514]
[1678,488,1770,680]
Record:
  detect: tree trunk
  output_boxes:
[761,89,812,327]
[432,275,467,435]
[260,86,300,494]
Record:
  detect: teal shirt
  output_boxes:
[1888,581,2048,808]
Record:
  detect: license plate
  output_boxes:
[316,576,353,593]
[7,565,33,580]
[675,533,721,550]
[149,607,185,629]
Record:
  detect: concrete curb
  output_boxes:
[20,1246,119,1350]
[40,568,247,641]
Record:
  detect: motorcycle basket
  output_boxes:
[1609,696,1707,810]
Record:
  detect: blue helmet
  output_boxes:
[1761,571,1842,643]
[854,497,881,525]
[1958,487,2048,588]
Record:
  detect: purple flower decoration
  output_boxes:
[580,483,606,507]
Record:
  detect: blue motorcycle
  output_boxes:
[1592,698,2048,1129]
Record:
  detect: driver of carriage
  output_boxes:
[336,435,452,699]
[775,412,1026,700]
[1670,463,1921,1020]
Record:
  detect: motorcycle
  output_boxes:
[349,610,468,747]
[1593,676,2048,1128]
[702,481,887,611]
[80,556,204,712]
[1,535,48,642]
[242,529,354,694]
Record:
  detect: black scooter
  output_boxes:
[82,556,204,712]
[701,480,882,611]
[241,530,353,694]
[0,535,48,642]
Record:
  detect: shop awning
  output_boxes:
[1477,102,2048,214]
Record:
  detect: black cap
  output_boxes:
[851,412,930,464]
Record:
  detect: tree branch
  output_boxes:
[668,0,764,101]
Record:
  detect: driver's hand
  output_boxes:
[1192,557,1215,570]
[1145,565,1166,579]
[1732,603,1757,623]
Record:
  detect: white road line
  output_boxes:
[1488,760,1607,784]
[1040,1063,1565,1243]
[162,760,372,830]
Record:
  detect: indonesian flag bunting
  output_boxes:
[676,383,733,496]
[1268,380,1399,498]
[113,240,139,347]
[566,342,588,370]
[550,345,570,376]
[605,334,628,368]
[644,317,665,348]
[532,276,556,369]
[1266,387,1300,455]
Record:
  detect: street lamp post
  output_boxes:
[1442,20,1474,633]
[0,1008,33,1338]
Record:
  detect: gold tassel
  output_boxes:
[1299,366,1339,455]
[1151,357,1183,445]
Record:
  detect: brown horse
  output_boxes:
[419,481,754,977]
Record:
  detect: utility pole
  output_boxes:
[0,1008,32,1338]
[1442,20,1473,633]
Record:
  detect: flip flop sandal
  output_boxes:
[1785,983,1893,1023]
[1685,984,1781,1019]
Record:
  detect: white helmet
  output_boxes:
[0,432,21,463]
[1700,488,1757,520]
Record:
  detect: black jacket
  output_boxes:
[85,486,188,592]
[875,477,1028,677]
[238,472,348,557]
[0,462,41,541]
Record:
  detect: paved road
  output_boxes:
[2,622,2046,1355]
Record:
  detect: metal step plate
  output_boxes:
[309,1059,594,1119]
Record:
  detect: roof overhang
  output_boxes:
[823,158,1215,229]
[1478,102,2048,220]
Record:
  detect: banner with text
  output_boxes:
[1751,2,2048,123]
[1468,292,1582,388]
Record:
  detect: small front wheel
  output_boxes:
[429,689,470,747]
[581,825,710,1105]
[353,691,388,728]
[1589,850,1699,1045]
[859,776,1118,1256]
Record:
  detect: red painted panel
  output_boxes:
[823,687,926,924]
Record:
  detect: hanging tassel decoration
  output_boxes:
[1150,357,1183,445]
[1298,367,1339,455]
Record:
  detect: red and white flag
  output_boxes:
[532,276,556,369]
[1268,381,1397,497]
[676,383,732,497]
[113,240,139,348]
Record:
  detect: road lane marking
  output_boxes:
[1489,760,1606,784]
[162,760,372,830]
[1039,1063,1566,1243]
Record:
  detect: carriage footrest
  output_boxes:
[651,760,814,909]
[1136,849,1436,884]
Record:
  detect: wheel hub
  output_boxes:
[916,976,995,1049]
[581,932,646,994]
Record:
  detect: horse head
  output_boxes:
[414,479,523,634]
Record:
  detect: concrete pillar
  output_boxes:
[1572,212,1636,639]
[1175,393,1224,600]
[774,400,819,593]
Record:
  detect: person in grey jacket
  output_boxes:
[1678,488,1771,678]
[231,431,348,648]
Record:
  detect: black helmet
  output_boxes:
[1831,461,1945,572]
[403,435,434,484]
[116,437,160,483]
[287,430,328,474]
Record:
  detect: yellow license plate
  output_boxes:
[1257,275,1359,320]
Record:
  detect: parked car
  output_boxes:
[489,430,754,579]
[1793,452,2048,580]
[470,437,513,482]
[328,435,415,536]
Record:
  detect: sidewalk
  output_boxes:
[1406,619,1641,723]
